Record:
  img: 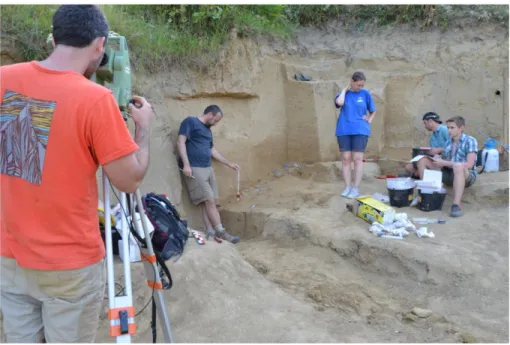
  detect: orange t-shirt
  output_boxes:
[0,61,139,270]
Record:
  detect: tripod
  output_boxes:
[102,169,174,343]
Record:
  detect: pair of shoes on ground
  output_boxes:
[341,186,360,199]
[206,229,240,244]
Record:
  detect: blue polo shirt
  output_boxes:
[429,124,449,148]
[334,89,376,136]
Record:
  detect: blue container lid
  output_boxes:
[484,139,497,149]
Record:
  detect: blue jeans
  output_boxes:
[337,135,369,153]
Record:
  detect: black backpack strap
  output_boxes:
[479,151,488,174]
[151,298,157,343]
[155,251,173,290]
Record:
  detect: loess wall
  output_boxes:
[2,23,508,229]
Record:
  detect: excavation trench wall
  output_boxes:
[1,23,508,227]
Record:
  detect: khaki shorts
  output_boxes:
[0,256,106,343]
[441,167,477,188]
[183,166,219,205]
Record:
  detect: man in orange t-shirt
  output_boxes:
[0,5,153,343]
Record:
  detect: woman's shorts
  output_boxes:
[337,135,369,153]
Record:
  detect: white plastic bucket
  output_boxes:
[386,177,415,190]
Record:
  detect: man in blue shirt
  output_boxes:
[405,112,450,177]
[177,105,240,243]
[334,71,377,199]
[415,116,478,217]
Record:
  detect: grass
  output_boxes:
[1,5,507,72]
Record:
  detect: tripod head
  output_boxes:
[46,31,132,120]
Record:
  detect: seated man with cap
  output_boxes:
[405,112,450,178]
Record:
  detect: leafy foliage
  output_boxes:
[1,5,507,72]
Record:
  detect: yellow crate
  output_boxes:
[353,196,395,225]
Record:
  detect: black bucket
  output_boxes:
[388,187,414,208]
[417,189,446,212]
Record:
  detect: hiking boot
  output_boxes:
[206,229,216,240]
[215,229,240,244]
[450,204,463,217]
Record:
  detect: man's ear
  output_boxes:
[94,37,106,54]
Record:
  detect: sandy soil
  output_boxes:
[219,164,509,343]
[3,162,505,343]
[88,162,508,343]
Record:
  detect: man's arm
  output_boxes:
[433,148,476,169]
[211,146,230,166]
[103,122,151,193]
[91,95,153,193]
[211,146,239,170]
[177,134,190,167]
[428,147,445,155]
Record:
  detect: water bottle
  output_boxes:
[481,139,499,172]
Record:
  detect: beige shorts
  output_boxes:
[183,166,219,205]
[0,256,106,343]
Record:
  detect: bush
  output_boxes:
[1,5,507,72]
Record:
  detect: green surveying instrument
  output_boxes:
[46,31,132,119]
[46,32,173,343]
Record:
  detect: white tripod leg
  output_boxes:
[103,169,136,343]
[131,190,174,343]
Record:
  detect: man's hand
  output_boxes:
[363,114,373,124]
[427,148,442,156]
[182,164,193,178]
[228,163,240,171]
[431,154,445,167]
[129,95,153,128]
[343,84,351,93]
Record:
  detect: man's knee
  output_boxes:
[453,163,465,173]
[417,158,429,168]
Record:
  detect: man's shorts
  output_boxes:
[337,135,369,153]
[183,166,219,205]
[0,256,106,343]
[441,167,477,188]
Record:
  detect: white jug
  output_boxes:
[481,139,499,172]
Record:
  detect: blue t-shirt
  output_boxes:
[334,89,376,136]
[178,116,213,168]
[429,124,449,148]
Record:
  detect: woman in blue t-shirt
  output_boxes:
[334,71,377,199]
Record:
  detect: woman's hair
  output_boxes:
[351,71,366,82]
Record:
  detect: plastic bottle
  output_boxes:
[481,139,499,173]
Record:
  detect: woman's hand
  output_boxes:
[363,114,373,124]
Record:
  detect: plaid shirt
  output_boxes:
[442,133,479,173]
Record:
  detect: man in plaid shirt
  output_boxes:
[416,116,478,217]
